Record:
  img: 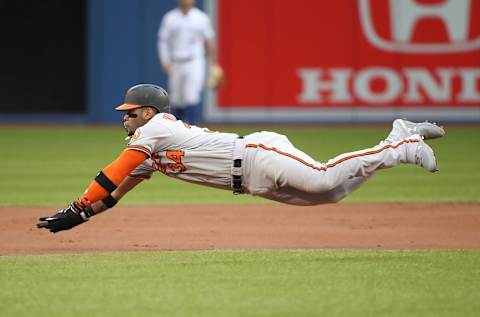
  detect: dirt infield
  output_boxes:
[1,203,479,255]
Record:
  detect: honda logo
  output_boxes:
[358,0,480,53]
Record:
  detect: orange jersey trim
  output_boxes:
[245,138,419,172]
[126,145,152,157]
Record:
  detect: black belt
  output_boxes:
[232,159,242,194]
[232,136,244,194]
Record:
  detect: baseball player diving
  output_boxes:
[37,84,445,233]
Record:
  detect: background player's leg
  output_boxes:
[169,63,186,120]
[182,103,201,125]
[182,59,205,124]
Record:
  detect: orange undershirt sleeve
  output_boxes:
[76,149,149,207]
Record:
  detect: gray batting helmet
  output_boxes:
[115,84,170,113]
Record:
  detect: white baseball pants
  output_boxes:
[241,132,420,206]
[169,58,206,107]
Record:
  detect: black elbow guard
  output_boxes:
[95,171,117,193]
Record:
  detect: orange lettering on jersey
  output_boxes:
[166,150,186,173]
[151,151,187,175]
[151,153,167,174]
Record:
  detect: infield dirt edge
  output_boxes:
[1,202,479,255]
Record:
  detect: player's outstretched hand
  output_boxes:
[37,205,87,233]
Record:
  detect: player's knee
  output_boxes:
[311,178,337,193]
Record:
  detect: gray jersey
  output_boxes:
[127,113,238,190]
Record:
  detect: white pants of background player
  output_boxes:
[241,132,420,206]
[169,58,205,107]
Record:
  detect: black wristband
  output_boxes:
[102,194,118,208]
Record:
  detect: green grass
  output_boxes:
[0,124,479,205]
[1,126,479,317]
[1,250,479,317]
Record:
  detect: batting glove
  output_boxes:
[37,203,94,233]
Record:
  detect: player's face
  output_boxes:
[123,108,146,136]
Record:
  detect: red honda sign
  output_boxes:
[216,0,480,108]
